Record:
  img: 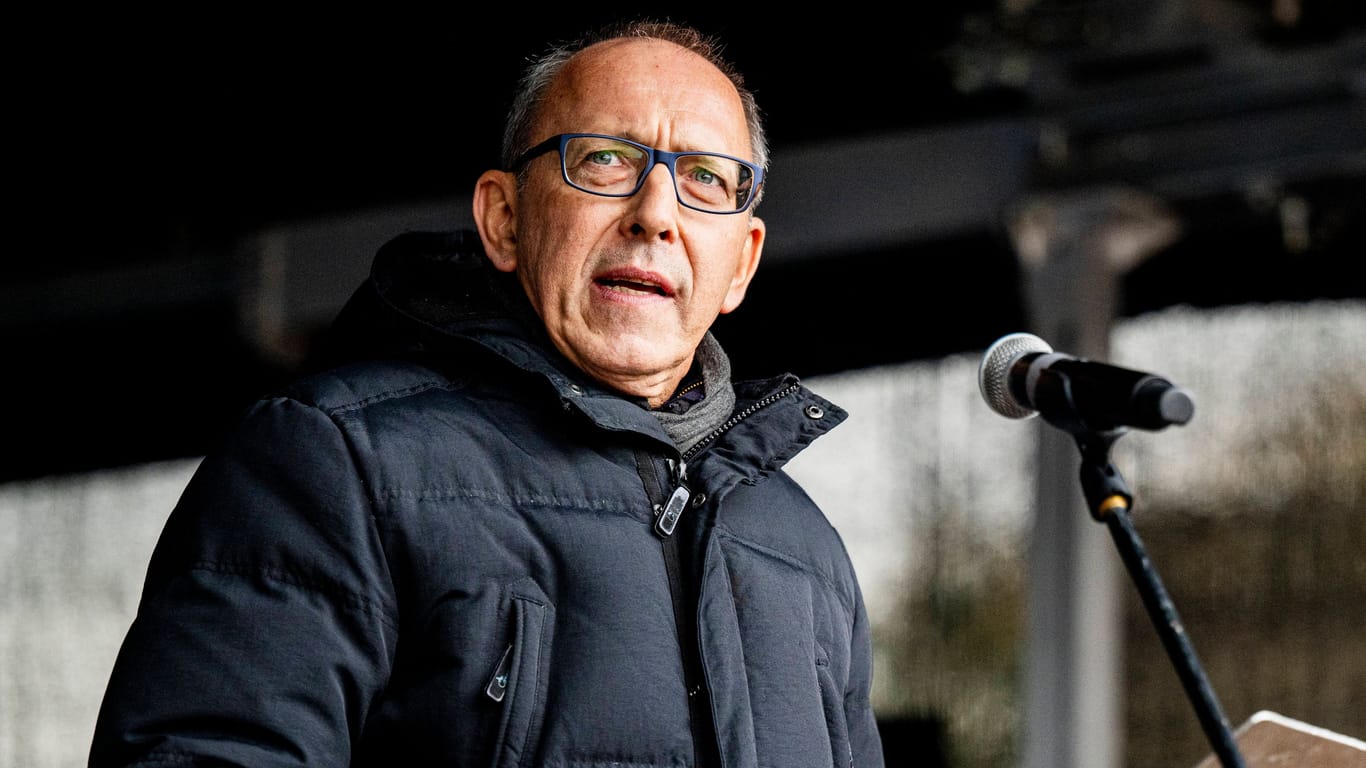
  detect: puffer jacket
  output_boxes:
[90,230,885,768]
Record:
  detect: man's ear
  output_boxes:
[720,215,766,314]
[472,169,519,273]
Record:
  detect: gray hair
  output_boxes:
[500,19,769,206]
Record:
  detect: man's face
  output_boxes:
[474,38,766,407]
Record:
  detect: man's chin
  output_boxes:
[573,340,690,402]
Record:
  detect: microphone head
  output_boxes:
[978,332,1051,419]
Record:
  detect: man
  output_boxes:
[91,19,885,768]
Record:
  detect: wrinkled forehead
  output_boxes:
[535,38,751,155]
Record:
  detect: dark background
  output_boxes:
[6,2,1364,484]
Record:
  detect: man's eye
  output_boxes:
[691,168,720,186]
[587,150,620,166]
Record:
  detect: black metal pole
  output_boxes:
[1074,430,1246,768]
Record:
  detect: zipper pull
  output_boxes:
[484,644,512,702]
[654,459,690,538]
[655,485,691,537]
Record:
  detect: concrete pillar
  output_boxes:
[1006,186,1181,768]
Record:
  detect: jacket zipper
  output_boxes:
[646,380,801,768]
[654,379,802,534]
[680,381,802,465]
[654,457,691,537]
[651,456,719,768]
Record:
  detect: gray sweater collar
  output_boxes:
[651,331,736,454]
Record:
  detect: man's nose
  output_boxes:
[638,161,678,202]
[624,162,680,239]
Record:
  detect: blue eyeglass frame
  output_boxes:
[509,132,765,215]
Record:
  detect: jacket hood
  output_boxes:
[324,230,547,366]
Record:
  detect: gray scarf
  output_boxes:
[651,331,736,454]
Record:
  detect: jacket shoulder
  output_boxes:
[272,357,460,415]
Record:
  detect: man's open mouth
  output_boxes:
[597,277,671,296]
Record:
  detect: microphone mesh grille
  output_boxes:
[978,332,1051,419]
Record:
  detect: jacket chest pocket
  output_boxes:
[486,583,553,768]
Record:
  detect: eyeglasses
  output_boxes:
[510,133,764,215]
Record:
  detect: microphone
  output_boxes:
[978,332,1194,433]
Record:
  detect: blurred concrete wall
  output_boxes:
[1,459,198,768]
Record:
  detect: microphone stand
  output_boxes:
[1072,428,1247,768]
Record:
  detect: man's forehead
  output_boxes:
[537,38,747,144]
[572,37,703,73]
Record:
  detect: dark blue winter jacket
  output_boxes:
[90,230,884,767]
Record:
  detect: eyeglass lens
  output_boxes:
[562,136,754,213]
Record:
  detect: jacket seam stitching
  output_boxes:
[377,486,638,514]
[190,560,399,631]
[316,403,402,637]
[712,529,856,617]
[119,753,198,766]
[325,380,458,415]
